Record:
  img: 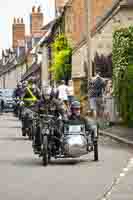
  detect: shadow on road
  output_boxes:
[0,155,96,168]
[12,157,91,167]
[49,158,91,166]
[0,137,28,141]
[7,118,19,122]
[12,158,43,167]
[0,126,21,129]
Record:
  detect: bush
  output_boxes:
[113,27,133,126]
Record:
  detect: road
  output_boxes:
[0,113,132,200]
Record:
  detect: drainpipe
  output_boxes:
[85,0,92,79]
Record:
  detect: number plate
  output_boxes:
[42,128,49,135]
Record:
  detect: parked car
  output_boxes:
[0,89,15,112]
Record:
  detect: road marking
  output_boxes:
[123,168,128,172]
[99,157,133,200]
[120,173,125,177]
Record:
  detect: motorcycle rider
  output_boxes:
[21,77,40,137]
[68,100,92,131]
[13,82,24,116]
[32,85,67,153]
[22,77,40,107]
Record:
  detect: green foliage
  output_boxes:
[51,34,72,82]
[113,26,133,126]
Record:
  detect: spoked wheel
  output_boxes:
[28,128,33,140]
[93,140,98,161]
[22,128,26,137]
[42,136,49,166]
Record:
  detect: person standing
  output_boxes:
[103,80,114,126]
[57,80,69,107]
[67,80,74,105]
[88,72,105,120]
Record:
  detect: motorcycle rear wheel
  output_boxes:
[28,128,32,140]
[94,141,98,161]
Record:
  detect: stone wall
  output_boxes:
[0,62,27,89]
[91,7,133,67]
[72,42,88,96]
[72,42,87,79]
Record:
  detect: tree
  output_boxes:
[50,34,72,82]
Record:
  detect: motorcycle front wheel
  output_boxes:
[28,128,33,140]
[42,136,49,166]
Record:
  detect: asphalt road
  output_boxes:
[0,113,132,200]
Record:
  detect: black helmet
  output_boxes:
[71,101,81,116]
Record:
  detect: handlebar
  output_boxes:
[39,114,55,119]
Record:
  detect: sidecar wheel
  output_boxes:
[94,141,98,161]
[42,136,49,166]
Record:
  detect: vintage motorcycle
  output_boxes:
[38,114,99,166]
[21,107,34,140]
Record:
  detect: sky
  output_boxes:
[0,0,55,53]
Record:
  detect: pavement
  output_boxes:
[100,125,133,147]
[0,113,133,200]
[99,125,133,200]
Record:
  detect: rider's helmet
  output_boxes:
[22,81,28,88]
[71,101,81,116]
[17,82,22,88]
[42,85,52,100]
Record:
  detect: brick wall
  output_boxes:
[91,0,113,28]
[64,0,86,47]
[72,0,86,44]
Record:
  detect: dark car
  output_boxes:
[0,89,15,112]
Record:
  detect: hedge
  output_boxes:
[113,26,133,126]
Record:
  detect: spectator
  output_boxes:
[103,80,114,126]
[57,80,69,108]
[88,72,105,120]
[67,80,74,105]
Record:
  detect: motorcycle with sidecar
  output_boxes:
[36,114,99,166]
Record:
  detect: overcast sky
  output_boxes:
[0,0,55,52]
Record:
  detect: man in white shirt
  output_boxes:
[57,80,68,103]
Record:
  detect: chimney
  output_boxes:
[12,17,25,49]
[30,5,44,37]
[32,6,35,13]
[55,0,68,15]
